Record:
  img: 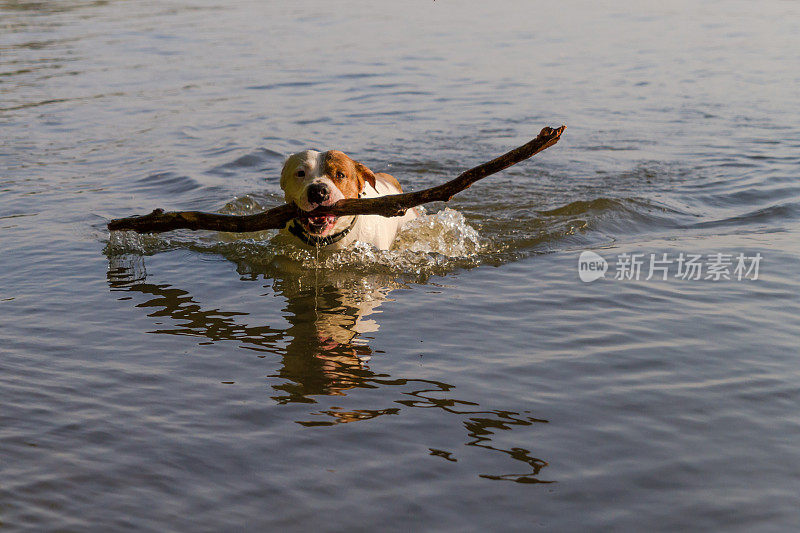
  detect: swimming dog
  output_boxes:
[279,150,417,250]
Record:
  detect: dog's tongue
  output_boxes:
[308,215,335,225]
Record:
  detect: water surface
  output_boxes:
[2,1,800,531]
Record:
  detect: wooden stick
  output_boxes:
[107,125,565,233]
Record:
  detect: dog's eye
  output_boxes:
[296,170,305,178]
[335,171,345,180]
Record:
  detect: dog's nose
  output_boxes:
[307,182,330,205]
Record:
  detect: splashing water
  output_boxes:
[105,203,488,279]
[394,207,483,256]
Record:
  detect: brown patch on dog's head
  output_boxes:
[322,150,376,197]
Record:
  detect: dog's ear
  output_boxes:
[354,160,377,191]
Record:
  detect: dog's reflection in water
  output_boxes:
[106,253,551,482]
[105,252,401,400]
[270,269,404,401]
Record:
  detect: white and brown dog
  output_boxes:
[279,150,417,250]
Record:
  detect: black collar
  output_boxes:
[288,215,359,247]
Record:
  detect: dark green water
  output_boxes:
[2,1,800,531]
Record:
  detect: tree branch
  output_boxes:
[107,125,565,234]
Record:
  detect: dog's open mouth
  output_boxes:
[298,214,337,235]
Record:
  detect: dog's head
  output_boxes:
[280,150,376,237]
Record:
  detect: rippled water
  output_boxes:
[2,1,800,531]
